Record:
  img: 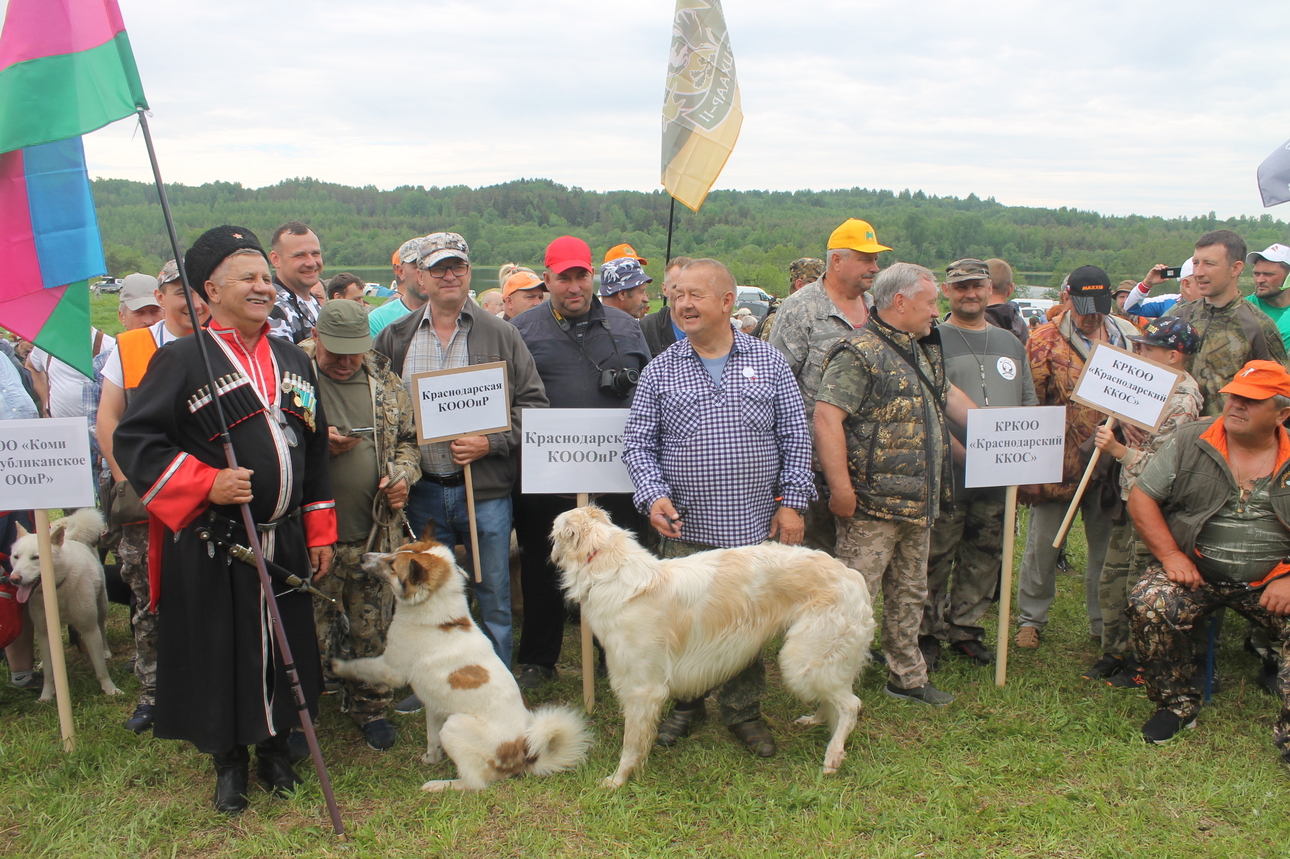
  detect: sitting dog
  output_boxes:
[9,508,121,701]
[551,505,875,787]
[332,529,590,791]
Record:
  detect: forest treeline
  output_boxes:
[93,176,1289,294]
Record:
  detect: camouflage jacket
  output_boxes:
[1116,371,1202,500]
[816,315,951,526]
[1019,312,1139,505]
[1166,295,1289,416]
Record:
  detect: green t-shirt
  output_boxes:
[317,368,378,543]
[1247,295,1290,352]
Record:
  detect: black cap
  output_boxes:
[183,225,270,300]
[1066,265,1113,316]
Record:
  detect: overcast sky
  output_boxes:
[35,0,1290,219]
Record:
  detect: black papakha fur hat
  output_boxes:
[183,225,270,300]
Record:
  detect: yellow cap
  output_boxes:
[827,218,891,253]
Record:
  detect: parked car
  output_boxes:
[95,278,122,294]
[736,286,774,320]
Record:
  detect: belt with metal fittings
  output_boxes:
[423,472,466,488]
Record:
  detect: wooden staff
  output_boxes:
[462,463,482,584]
[994,486,1018,688]
[33,509,75,751]
[577,492,594,714]
[1052,416,1117,548]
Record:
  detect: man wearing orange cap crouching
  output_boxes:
[1128,360,1290,747]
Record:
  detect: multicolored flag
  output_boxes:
[660,0,743,212]
[0,0,148,377]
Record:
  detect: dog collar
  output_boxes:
[587,549,599,564]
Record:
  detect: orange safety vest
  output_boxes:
[117,327,159,391]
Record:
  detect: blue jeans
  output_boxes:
[405,479,513,667]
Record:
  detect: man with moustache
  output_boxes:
[771,219,889,554]
[113,226,337,814]
[369,238,428,337]
[268,221,325,344]
[1245,243,1290,351]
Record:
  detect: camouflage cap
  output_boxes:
[599,257,652,296]
[789,257,825,285]
[945,258,990,284]
[396,237,425,265]
[158,259,180,285]
[418,232,470,269]
[1127,317,1200,356]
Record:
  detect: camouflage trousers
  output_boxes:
[657,536,764,724]
[922,491,1005,644]
[1097,520,1154,656]
[313,540,395,724]
[1129,565,1290,754]
[802,474,837,555]
[117,522,157,705]
[835,511,932,690]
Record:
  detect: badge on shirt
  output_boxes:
[281,372,317,432]
[997,357,1017,381]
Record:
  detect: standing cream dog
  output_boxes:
[552,505,875,787]
[332,532,590,791]
[8,508,121,701]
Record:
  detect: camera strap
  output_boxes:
[550,302,628,373]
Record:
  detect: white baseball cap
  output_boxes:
[1246,243,1290,267]
[1179,258,1194,280]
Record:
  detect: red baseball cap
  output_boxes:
[545,236,592,274]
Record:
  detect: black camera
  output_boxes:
[599,367,639,399]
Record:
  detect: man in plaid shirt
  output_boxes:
[623,258,814,759]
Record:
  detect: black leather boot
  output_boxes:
[211,746,250,815]
[255,733,302,797]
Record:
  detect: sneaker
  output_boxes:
[1106,660,1145,689]
[9,671,44,691]
[918,636,941,673]
[516,664,556,690]
[124,702,155,733]
[1081,653,1124,681]
[1141,708,1195,744]
[951,639,995,666]
[362,718,397,751]
[884,681,954,706]
[1014,626,1040,649]
[394,693,423,715]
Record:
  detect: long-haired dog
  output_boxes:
[8,508,121,701]
[331,528,590,791]
[552,505,875,787]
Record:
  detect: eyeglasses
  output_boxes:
[425,262,470,279]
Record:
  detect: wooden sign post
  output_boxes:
[963,405,1066,686]
[522,408,636,713]
[1051,343,1184,549]
[411,362,511,583]
[0,416,97,750]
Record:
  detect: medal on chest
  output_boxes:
[280,372,317,433]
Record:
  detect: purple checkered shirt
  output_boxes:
[623,328,815,548]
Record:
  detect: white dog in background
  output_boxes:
[8,508,121,701]
[551,505,875,787]
[332,531,590,792]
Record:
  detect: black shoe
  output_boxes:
[918,636,941,673]
[1106,659,1145,689]
[285,729,309,763]
[1141,708,1195,744]
[1081,653,1123,680]
[728,718,777,758]
[124,702,155,733]
[869,647,888,666]
[394,693,423,714]
[256,734,303,797]
[883,680,954,706]
[212,746,250,815]
[362,718,397,751]
[1258,661,1280,696]
[655,702,706,747]
[516,664,556,690]
[951,639,995,666]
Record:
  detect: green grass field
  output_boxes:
[3,510,1290,858]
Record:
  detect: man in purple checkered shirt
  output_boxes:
[623,258,814,759]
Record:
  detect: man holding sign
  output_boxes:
[374,232,547,684]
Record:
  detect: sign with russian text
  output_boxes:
[412,362,511,445]
[521,409,635,494]
[964,406,1067,488]
[1069,342,1184,432]
[0,417,95,509]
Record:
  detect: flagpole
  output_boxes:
[664,196,676,268]
[133,108,345,838]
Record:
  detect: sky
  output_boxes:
[23,0,1290,219]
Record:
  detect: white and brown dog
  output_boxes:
[8,508,121,701]
[551,505,875,787]
[332,530,590,791]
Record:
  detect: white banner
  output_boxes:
[1070,342,1184,432]
[412,362,511,444]
[0,417,95,509]
[964,406,1067,488]
[521,409,635,494]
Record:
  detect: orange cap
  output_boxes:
[1219,360,1290,400]
[604,243,648,266]
[502,270,545,298]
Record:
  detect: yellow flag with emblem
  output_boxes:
[661,0,743,212]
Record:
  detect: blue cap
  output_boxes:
[599,258,652,296]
